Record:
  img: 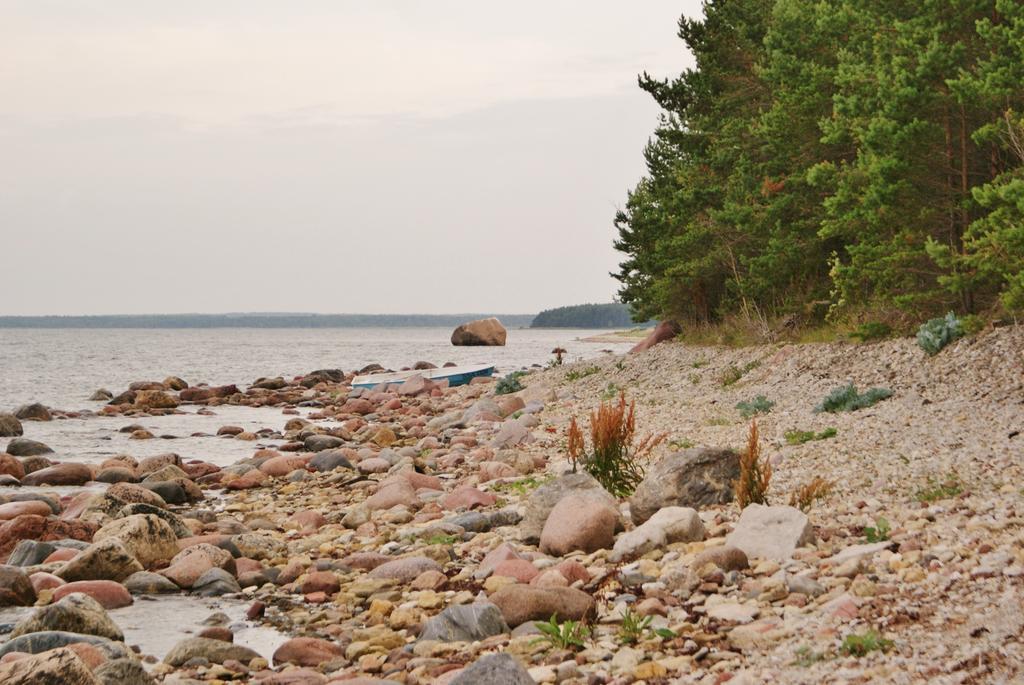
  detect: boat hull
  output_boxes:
[351,364,495,389]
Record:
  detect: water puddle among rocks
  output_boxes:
[0,594,291,664]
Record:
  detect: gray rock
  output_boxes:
[0,413,23,437]
[11,592,123,641]
[521,472,618,544]
[786,573,825,597]
[491,421,530,449]
[446,511,490,533]
[193,567,241,596]
[450,653,535,685]
[725,504,815,561]
[94,658,156,685]
[123,571,181,594]
[163,637,261,666]
[0,565,36,606]
[304,434,344,452]
[309,450,354,472]
[142,480,188,504]
[630,447,739,525]
[419,602,510,642]
[0,631,134,660]
[8,539,56,566]
[0,646,100,685]
[4,437,53,456]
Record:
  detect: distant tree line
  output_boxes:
[615,0,1024,329]
[530,303,642,328]
[0,313,537,329]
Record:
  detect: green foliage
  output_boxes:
[916,313,964,356]
[840,630,894,657]
[848,322,893,342]
[916,472,964,502]
[815,384,892,413]
[735,395,775,418]
[617,608,653,645]
[614,0,1024,326]
[864,517,891,543]
[601,382,621,400]
[491,475,553,496]
[565,365,600,382]
[534,615,590,650]
[495,371,525,395]
[719,361,759,387]
[785,427,837,445]
[423,534,458,546]
[530,303,642,328]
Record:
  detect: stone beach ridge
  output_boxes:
[0,324,1021,684]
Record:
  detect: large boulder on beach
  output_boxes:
[539,494,618,555]
[630,320,681,353]
[56,538,144,583]
[163,637,261,667]
[521,472,618,544]
[451,317,507,346]
[11,592,123,641]
[450,653,534,685]
[725,504,815,561]
[0,564,36,606]
[419,602,510,642]
[0,646,100,685]
[133,390,179,410]
[610,506,705,562]
[629,447,739,525]
[489,585,595,628]
[93,514,180,568]
[22,462,93,487]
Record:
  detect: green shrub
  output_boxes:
[534,615,590,650]
[915,472,963,502]
[916,312,963,355]
[815,384,892,413]
[784,427,837,445]
[719,360,760,387]
[735,395,775,418]
[849,322,893,342]
[495,371,526,395]
[565,365,600,382]
[840,630,894,656]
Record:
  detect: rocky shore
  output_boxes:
[0,325,1022,684]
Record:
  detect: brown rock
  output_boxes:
[489,585,596,627]
[272,637,344,667]
[629,320,681,353]
[451,318,507,346]
[539,494,617,556]
[21,463,93,487]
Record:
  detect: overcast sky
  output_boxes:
[0,1,700,315]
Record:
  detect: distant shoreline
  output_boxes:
[0,313,539,329]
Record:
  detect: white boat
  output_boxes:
[351,363,495,389]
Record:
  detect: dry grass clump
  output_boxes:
[789,476,834,511]
[567,391,666,498]
[734,420,772,508]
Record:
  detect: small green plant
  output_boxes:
[614,359,626,371]
[423,534,458,546]
[915,472,963,502]
[815,384,892,413]
[840,630,894,657]
[794,645,827,667]
[692,357,709,368]
[534,615,590,650]
[617,608,652,644]
[601,382,621,400]
[849,322,893,342]
[492,475,553,496]
[565,365,600,382]
[863,517,891,543]
[784,427,837,445]
[495,371,526,395]
[668,438,695,450]
[736,395,775,419]
[706,415,732,426]
[719,360,760,387]
[688,372,701,385]
[917,312,963,355]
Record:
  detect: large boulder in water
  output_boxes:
[10,592,123,641]
[14,403,53,421]
[5,437,54,457]
[451,317,507,346]
[0,413,23,437]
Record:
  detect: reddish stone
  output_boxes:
[259,456,308,477]
[440,486,496,511]
[491,559,539,583]
[555,560,591,585]
[272,637,344,667]
[630,320,682,353]
[28,572,65,593]
[52,580,133,609]
[0,454,25,480]
[0,515,96,560]
[480,543,524,574]
[300,571,340,595]
[0,501,52,520]
[198,627,234,642]
[288,510,325,534]
[340,552,390,571]
[226,470,268,490]
[43,548,78,563]
[21,463,92,487]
